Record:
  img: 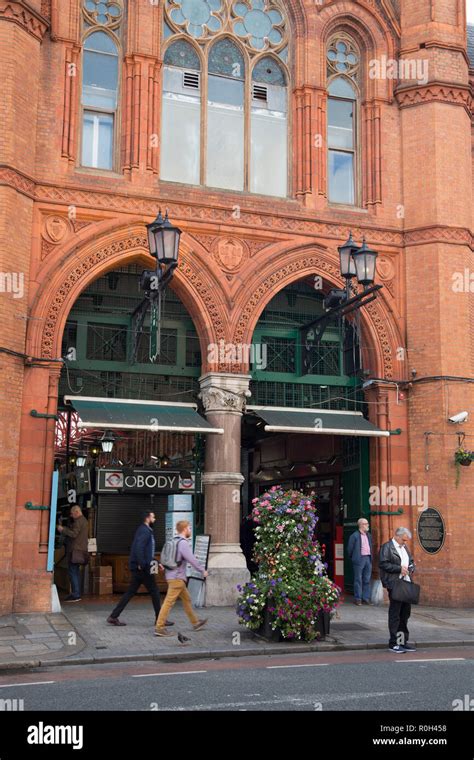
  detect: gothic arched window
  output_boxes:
[81,1,124,170]
[326,36,360,205]
[162,0,289,197]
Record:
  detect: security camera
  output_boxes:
[448,411,469,424]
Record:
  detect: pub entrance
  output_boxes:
[53,397,222,597]
[242,406,387,591]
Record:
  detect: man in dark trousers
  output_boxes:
[347,517,373,605]
[379,527,416,653]
[107,511,174,627]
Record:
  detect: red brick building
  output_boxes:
[1,0,473,613]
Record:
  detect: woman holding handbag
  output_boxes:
[57,505,89,602]
[379,527,420,653]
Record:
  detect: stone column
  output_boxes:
[198,372,252,605]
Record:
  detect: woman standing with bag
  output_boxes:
[57,505,89,602]
[379,527,420,653]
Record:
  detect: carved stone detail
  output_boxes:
[396,83,472,115]
[212,238,248,272]
[199,387,250,414]
[232,256,396,379]
[70,219,93,233]
[40,239,57,261]
[191,234,216,251]
[246,240,271,256]
[43,215,71,243]
[0,1,49,40]
[39,234,227,360]
[376,255,395,297]
[198,373,252,414]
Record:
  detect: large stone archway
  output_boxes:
[11,221,231,612]
[27,221,229,363]
[229,242,404,381]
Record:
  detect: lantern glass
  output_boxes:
[338,233,358,279]
[76,451,87,467]
[100,431,115,453]
[353,240,378,286]
[146,211,182,265]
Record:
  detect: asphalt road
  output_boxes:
[0,646,472,712]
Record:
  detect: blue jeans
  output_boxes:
[353,555,372,601]
[68,562,82,598]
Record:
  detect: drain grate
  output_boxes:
[330,623,371,631]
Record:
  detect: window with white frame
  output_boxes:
[81,1,123,171]
[326,37,360,205]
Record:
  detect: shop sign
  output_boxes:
[97,469,195,493]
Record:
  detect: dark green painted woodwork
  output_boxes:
[342,437,370,591]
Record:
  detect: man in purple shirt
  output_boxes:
[347,517,373,605]
[155,520,208,637]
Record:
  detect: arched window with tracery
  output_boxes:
[80,1,124,171]
[161,0,289,197]
[326,35,360,206]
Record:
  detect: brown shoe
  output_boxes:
[107,616,126,626]
[362,600,373,606]
[193,618,208,631]
[354,600,362,606]
[154,628,172,637]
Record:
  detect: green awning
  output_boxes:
[64,396,224,434]
[246,405,390,437]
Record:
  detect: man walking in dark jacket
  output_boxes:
[107,511,173,627]
[379,527,416,653]
[347,518,373,605]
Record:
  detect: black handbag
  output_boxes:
[391,579,420,605]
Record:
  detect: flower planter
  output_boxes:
[257,604,330,642]
[459,458,471,467]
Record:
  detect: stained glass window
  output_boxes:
[164,39,201,70]
[162,0,288,195]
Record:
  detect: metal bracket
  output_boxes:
[369,508,404,516]
[389,428,402,435]
[30,410,58,420]
[25,502,50,511]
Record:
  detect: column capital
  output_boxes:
[198,372,252,415]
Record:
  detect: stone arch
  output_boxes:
[230,242,403,379]
[317,0,397,99]
[27,221,229,365]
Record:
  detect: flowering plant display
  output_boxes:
[236,487,341,641]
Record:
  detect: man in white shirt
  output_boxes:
[379,527,416,653]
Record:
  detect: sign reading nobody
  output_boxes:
[97,469,195,493]
[417,507,445,554]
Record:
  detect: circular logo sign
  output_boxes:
[417,507,445,554]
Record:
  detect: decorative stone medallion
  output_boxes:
[43,216,71,244]
[212,237,247,272]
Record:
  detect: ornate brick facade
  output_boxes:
[1,0,473,611]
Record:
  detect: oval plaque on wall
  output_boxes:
[417,507,446,554]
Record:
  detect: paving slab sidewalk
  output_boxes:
[0,595,472,671]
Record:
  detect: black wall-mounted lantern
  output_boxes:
[300,232,383,373]
[132,210,182,363]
